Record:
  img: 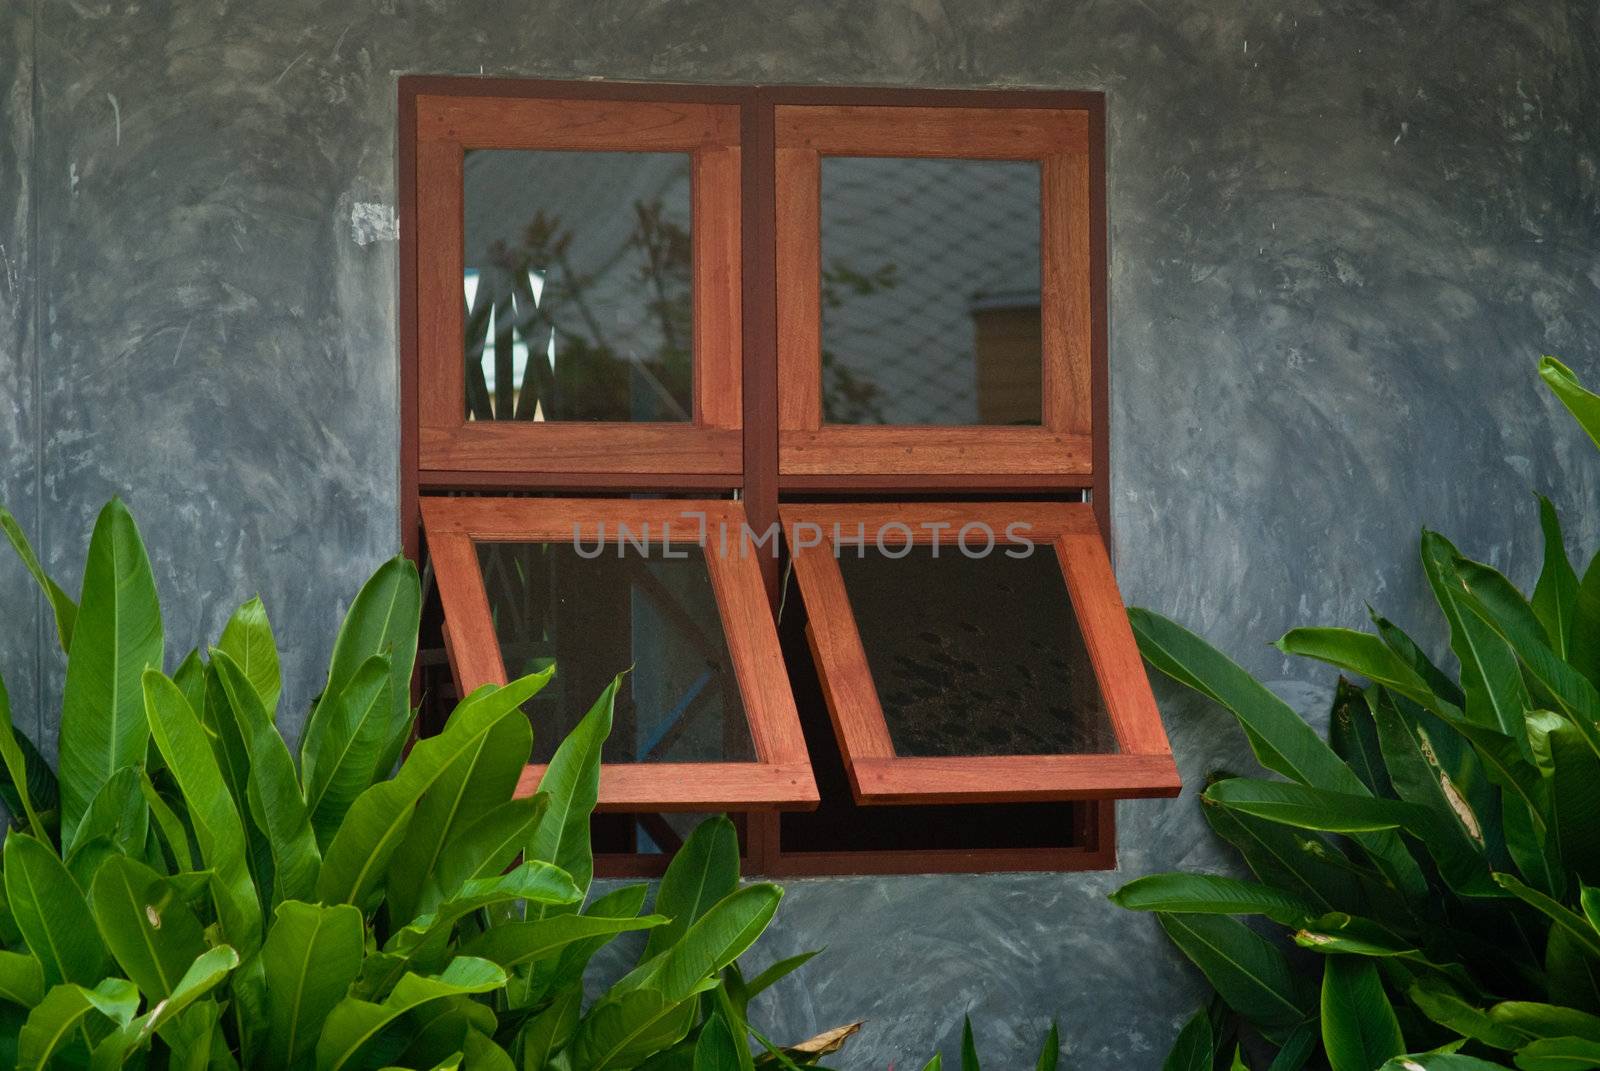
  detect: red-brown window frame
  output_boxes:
[775,105,1094,482]
[783,502,1178,806]
[421,496,818,811]
[400,78,1144,875]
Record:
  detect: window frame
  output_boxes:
[420,496,818,811]
[774,104,1094,482]
[412,88,746,485]
[401,78,1141,875]
[782,501,1179,805]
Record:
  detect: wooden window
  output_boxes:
[774,104,1094,485]
[422,497,816,810]
[414,92,744,482]
[402,79,1172,874]
[783,503,1178,805]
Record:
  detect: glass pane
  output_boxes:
[837,544,1116,756]
[819,157,1042,426]
[462,149,693,423]
[476,541,753,764]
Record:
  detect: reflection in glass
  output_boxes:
[837,544,1116,757]
[819,157,1043,426]
[462,150,693,423]
[477,541,753,764]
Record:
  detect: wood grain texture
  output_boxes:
[418,424,742,475]
[695,142,743,429]
[774,105,1088,157]
[416,137,464,433]
[1042,151,1093,435]
[779,427,1094,476]
[774,144,822,432]
[417,94,740,150]
[781,501,1179,805]
[422,496,817,810]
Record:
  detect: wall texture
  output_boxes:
[3,1,1599,1066]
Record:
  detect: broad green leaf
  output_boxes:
[1293,913,1476,989]
[0,951,43,1010]
[743,950,820,1001]
[461,912,666,971]
[1156,912,1314,1030]
[387,706,532,926]
[547,883,653,995]
[1267,1021,1318,1071]
[1329,680,1394,798]
[1163,1009,1213,1071]
[59,499,163,846]
[301,556,420,807]
[262,899,364,1069]
[960,1015,980,1071]
[528,676,619,913]
[1202,804,1361,916]
[1491,1002,1600,1042]
[1322,956,1404,1071]
[315,670,551,908]
[1276,628,1448,719]
[217,596,281,717]
[18,977,138,1070]
[1540,356,1600,450]
[1376,1055,1508,1071]
[4,832,108,986]
[428,793,548,911]
[463,1030,515,1070]
[201,662,254,831]
[374,863,584,994]
[0,673,44,839]
[1408,980,1526,1050]
[1110,873,1315,926]
[1533,497,1580,658]
[1572,552,1600,688]
[1545,924,1600,1015]
[1515,1036,1600,1069]
[1421,530,1529,739]
[1,508,77,653]
[305,654,396,849]
[515,986,580,1071]
[567,983,714,1071]
[67,765,148,888]
[1131,609,1365,791]
[614,884,782,1002]
[315,956,506,1071]
[212,648,321,905]
[139,768,193,873]
[695,1013,744,1071]
[644,815,741,961]
[1204,778,1403,833]
[90,853,205,999]
[1371,611,1466,709]
[91,945,239,1067]
[1495,872,1600,958]
[143,669,261,953]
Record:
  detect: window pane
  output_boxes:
[819,157,1042,426]
[462,149,693,423]
[476,541,753,764]
[837,544,1115,756]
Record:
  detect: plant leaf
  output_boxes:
[59,499,163,847]
[461,912,666,971]
[89,853,206,999]
[1514,1036,1600,1070]
[1532,497,1579,658]
[644,815,741,961]
[1156,912,1314,1030]
[0,673,45,840]
[613,884,782,1002]
[3,831,108,987]
[212,647,322,905]
[1162,1007,1213,1071]
[217,596,281,718]
[17,977,138,1070]
[314,956,506,1071]
[528,675,619,914]
[1,508,77,653]
[1421,530,1529,739]
[304,654,396,849]
[427,793,547,912]
[143,668,261,954]
[314,671,551,909]
[261,899,364,1069]
[1111,873,1316,926]
[1321,956,1404,1071]
[1540,356,1600,450]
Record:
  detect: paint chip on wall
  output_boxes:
[350,201,399,246]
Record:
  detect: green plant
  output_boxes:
[1111,357,1600,1070]
[917,1016,1060,1070]
[0,499,838,1069]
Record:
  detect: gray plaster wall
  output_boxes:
[3,1,1599,1067]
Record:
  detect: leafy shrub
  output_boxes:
[1111,359,1600,1070]
[0,500,835,1069]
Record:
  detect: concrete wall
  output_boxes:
[3,2,1598,1066]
